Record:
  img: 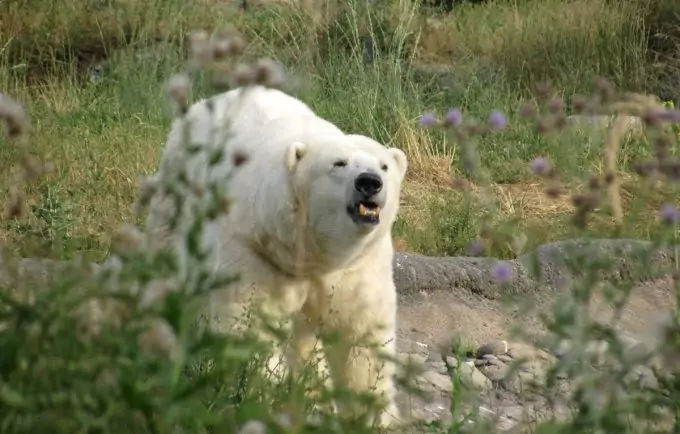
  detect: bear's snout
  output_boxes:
[354,171,383,198]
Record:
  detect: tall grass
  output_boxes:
[418,0,651,95]
[2,0,679,259]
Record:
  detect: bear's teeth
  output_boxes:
[358,203,380,217]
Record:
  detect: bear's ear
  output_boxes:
[388,148,408,177]
[285,141,308,172]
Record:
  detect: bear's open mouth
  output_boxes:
[347,200,381,225]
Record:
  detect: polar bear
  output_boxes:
[144,85,408,427]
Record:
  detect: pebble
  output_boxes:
[458,360,493,391]
[445,356,459,368]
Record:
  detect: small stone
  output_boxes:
[514,371,543,392]
[445,356,459,368]
[477,361,508,383]
[586,340,609,358]
[627,342,652,361]
[476,340,508,358]
[517,359,536,373]
[504,358,554,393]
[554,339,572,359]
[620,336,652,363]
[427,348,443,363]
[625,365,659,390]
[458,361,493,391]
[618,334,640,349]
[507,342,554,362]
[497,355,513,363]
[238,420,267,434]
[418,370,453,394]
[556,339,610,367]
[432,361,448,375]
[482,354,500,363]
[638,367,659,390]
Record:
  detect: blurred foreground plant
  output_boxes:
[420,79,680,432]
[0,28,419,434]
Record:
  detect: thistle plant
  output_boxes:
[419,78,680,432]
[0,24,428,433]
[0,28,337,434]
[2,6,680,433]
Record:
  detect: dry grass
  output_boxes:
[392,112,455,186]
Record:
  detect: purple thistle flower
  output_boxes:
[444,108,463,126]
[657,108,680,124]
[660,204,680,225]
[488,111,508,130]
[531,157,551,176]
[491,261,512,283]
[419,112,438,127]
[466,240,484,257]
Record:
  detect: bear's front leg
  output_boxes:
[324,319,400,427]
[206,242,311,384]
[289,311,337,417]
[318,272,401,428]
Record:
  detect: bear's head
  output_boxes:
[285,132,407,266]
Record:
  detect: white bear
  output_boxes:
[144,85,408,427]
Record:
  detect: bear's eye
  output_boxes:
[333,160,348,168]
[381,163,389,172]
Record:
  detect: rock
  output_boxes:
[625,365,659,390]
[445,356,459,368]
[418,370,453,394]
[623,339,655,365]
[476,340,508,358]
[416,341,429,351]
[457,361,493,391]
[433,361,449,375]
[476,359,507,383]
[497,354,513,363]
[482,354,500,363]
[468,340,561,396]
[507,342,554,363]
[427,348,444,363]
[554,336,650,368]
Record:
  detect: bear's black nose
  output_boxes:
[354,172,383,197]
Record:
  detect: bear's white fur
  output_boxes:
[144,86,407,426]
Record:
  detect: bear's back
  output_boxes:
[212,86,316,132]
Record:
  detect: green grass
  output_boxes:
[1,0,680,431]
[2,0,679,260]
